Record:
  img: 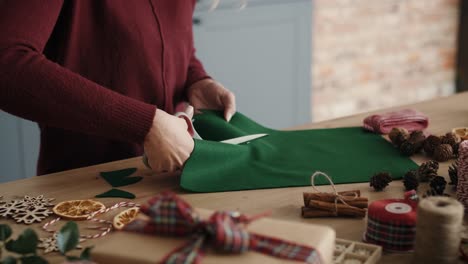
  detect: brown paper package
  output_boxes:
[93,208,335,264]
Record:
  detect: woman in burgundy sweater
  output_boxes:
[0,1,236,175]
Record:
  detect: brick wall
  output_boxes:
[312,0,459,121]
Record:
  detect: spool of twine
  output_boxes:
[457,141,468,210]
[413,196,463,264]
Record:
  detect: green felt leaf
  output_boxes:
[100,167,136,178]
[100,168,142,187]
[1,256,17,264]
[95,188,135,199]
[0,224,12,241]
[65,256,80,261]
[19,256,48,264]
[57,222,80,255]
[79,246,94,260]
[5,228,38,255]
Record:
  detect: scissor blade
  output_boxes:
[220,133,268,145]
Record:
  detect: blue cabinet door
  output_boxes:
[0,111,39,182]
[193,0,312,128]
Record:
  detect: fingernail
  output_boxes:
[226,113,232,122]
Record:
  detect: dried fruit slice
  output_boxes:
[452,127,468,140]
[113,207,139,230]
[53,200,105,220]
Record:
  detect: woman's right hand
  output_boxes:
[143,109,194,173]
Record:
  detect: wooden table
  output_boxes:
[1,92,468,263]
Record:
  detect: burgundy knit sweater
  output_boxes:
[0,1,209,175]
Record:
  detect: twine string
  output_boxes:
[413,197,464,263]
[310,171,358,215]
[42,201,140,239]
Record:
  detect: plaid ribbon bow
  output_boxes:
[123,192,322,264]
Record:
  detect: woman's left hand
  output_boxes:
[187,79,236,122]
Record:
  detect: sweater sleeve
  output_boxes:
[185,47,211,88]
[0,0,156,144]
[184,0,211,88]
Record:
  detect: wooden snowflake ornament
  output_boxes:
[22,195,55,207]
[0,199,28,218]
[38,233,84,254]
[13,205,53,224]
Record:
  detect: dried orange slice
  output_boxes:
[452,127,468,141]
[113,207,140,230]
[52,199,105,220]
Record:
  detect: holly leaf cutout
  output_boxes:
[1,256,17,264]
[80,246,94,260]
[5,228,38,254]
[57,221,80,255]
[0,224,12,241]
[100,168,142,187]
[19,256,48,264]
[95,188,136,199]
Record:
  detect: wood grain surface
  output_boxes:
[2,92,468,263]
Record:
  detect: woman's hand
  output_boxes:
[143,109,194,173]
[187,79,236,122]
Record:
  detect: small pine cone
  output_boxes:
[453,142,460,157]
[400,140,416,156]
[433,144,453,162]
[440,132,461,148]
[423,188,440,198]
[429,176,447,195]
[448,161,458,186]
[423,188,448,198]
[417,160,439,182]
[423,135,442,156]
[389,127,409,147]
[403,170,419,191]
[370,172,393,191]
[409,130,426,152]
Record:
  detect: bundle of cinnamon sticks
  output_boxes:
[301,190,368,218]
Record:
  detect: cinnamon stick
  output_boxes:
[303,192,368,208]
[338,190,361,197]
[301,207,335,218]
[307,199,366,218]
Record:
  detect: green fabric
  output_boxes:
[181,110,418,193]
[95,188,136,199]
[100,168,142,187]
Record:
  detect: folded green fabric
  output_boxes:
[181,110,418,192]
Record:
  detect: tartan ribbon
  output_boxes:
[123,192,322,264]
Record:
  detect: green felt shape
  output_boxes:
[100,168,143,187]
[181,110,419,193]
[95,188,136,199]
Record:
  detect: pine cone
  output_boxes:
[423,135,441,156]
[370,172,393,191]
[429,176,447,195]
[433,144,453,162]
[400,140,417,156]
[453,142,460,157]
[440,132,461,148]
[423,188,450,198]
[409,130,426,152]
[449,161,458,186]
[389,127,409,147]
[403,170,419,191]
[417,160,439,182]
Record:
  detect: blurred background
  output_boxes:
[0,0,465,181]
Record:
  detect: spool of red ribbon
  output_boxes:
[364,194,417,252]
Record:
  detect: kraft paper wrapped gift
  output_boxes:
[92,208,335,264]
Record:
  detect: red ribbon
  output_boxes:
[124,192,322,264]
